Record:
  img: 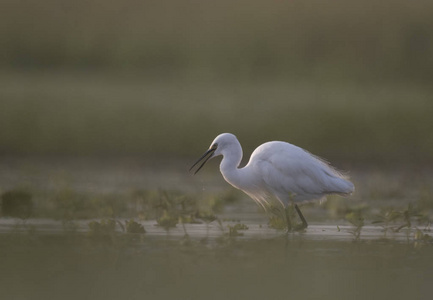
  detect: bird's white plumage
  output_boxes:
[248,141,353,205]
[193,133,354,210]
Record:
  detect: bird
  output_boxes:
[190,133,354,231]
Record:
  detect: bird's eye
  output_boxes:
[211,143,218,149]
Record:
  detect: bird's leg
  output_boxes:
[284,206,293,232]
[284,205,293,232]
[294,204,308,230]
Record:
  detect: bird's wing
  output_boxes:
[252,142,350,202]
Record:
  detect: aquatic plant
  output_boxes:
[345,210,364,239]
[414,229,433,242]
[266,204,307,231]
[156,210,179,231]
[227,225,244,237]
[323,195,351,218]
[87,219,145,236]
[47,188,127,221]
[125,219,146,234]
[231,223,249,230]
[414,229,433,249]
[225,223,248,237]
[88,219,116,236]
[372,208,402,237]
[372,204,425,237]
[1,189,33,220]
[268,215,288,230]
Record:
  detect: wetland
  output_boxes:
[2,1,433,298]
[1,155,432,300]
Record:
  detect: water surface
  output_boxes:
[0,157,432,300]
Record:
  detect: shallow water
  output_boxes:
[1,157,433,300]
[0,230,432,300]
[1,216,432,300]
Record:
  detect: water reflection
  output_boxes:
[0,232,431,300]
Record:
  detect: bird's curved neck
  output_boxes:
[219,145,246,190]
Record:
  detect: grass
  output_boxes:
[0,187,240,224]
[2,183,432,241]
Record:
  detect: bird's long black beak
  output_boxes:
[189,146,216,175]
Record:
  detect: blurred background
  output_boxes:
[1,0,433,164]
[2,4,433,300]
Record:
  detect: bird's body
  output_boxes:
[190,133,354,229]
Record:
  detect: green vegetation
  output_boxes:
[1,189,33,219]
[266,204,309,231]
[125,219,146,234]
[15,188,237,221]
[1,184,431,241]
[268,215,288,230]
[1,3,433,297]
[372,204,430,234]
[88,219,116,236]
[87,218,146,236]
[345,210,365,239]
[227,223,249,237]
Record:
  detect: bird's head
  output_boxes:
[189,133,239,174]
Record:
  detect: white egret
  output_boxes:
[190,133,354,230]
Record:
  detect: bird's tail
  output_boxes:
[332,177,355,195]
